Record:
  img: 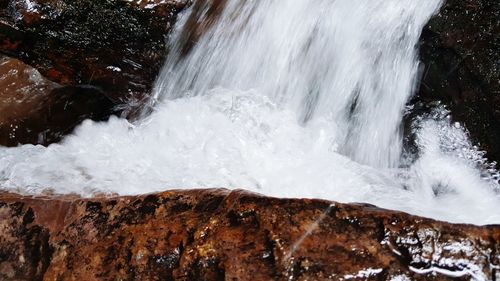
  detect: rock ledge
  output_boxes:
[1,189,499,280]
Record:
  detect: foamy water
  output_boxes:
[1,0,499,224]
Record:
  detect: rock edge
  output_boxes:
[0,188,499,280]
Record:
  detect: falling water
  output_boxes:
[154,0,441,168]
[1,0,500,224]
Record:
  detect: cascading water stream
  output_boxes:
[1,0,499,224]
[154,0,440,169]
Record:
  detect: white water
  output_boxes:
[1,0,500,224]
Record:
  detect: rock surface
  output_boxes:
[0,56,115,146]
[0,189,499,280]
[417,0,500,164]
[0,0,190,116]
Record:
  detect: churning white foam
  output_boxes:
[1,0,499,224]
[1,91,499,224]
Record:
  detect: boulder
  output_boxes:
[0,56,115,146]
[0,189,499,280]
[416,0,500,164]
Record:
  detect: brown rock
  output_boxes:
[0,189,499,280]
[0,56,57,124]
[0,56,116,146]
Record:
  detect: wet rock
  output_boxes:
[416,0,500,163]
[0,189,499,280]
[0,0,190,111]
[0,56,115,146]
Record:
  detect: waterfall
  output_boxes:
[1,0,500,224]
[154,0,442,168]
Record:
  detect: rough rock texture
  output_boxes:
[417,0,500,163]
[0,0,190,146]
[0,189,499,280]
[0,55,115,146]
[0,0,189,103]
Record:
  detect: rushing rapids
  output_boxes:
[1,0,499,224]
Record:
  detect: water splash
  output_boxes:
[1,0,500,224]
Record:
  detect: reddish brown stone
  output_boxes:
[0,56,57,123]
[0,56,116,146]
[0,189,499,280]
